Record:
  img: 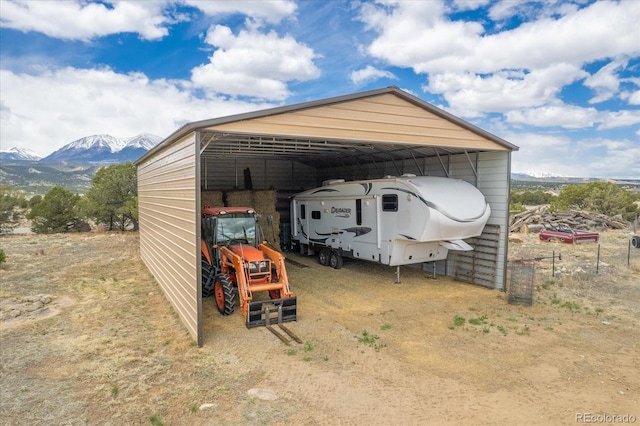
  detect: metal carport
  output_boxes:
[135,86,519,346]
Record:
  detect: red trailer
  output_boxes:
[539,226,600,244]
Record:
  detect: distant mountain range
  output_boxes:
[1,134,637,195]
[1,147,42,162]
[0,133,162,165]
[0,133,162,194]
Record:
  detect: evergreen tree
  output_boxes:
[83,162,138,231]
[27,186,82,233]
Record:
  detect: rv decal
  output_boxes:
[296,218,309,240]
[311,188,340,194]
[314,231,340,236]
[359,182,373,195]
[310,237,329,243]
[398,233,417,240]
[343,227,372,237]
[315,227,371,238]
[381,186,488,223]
[331,207,351,218]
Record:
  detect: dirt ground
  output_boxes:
[1,229,638,425]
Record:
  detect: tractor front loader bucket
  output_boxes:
[247,297,300,344]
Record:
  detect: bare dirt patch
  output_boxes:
[1,230,638,425]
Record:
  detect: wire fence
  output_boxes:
[507,229,639,309]
[560,238,640,276]
[516,233,640,279]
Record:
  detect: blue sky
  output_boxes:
[1,0,639,179]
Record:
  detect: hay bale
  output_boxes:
[202,190,223,207]
[257,210,281,248]
[253,190,277,212]
[225,189,281,248]
[226,190,253,207]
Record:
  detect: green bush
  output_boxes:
[27,186,83,234]
[550,182,638,221]
[0,185,28,233]
[511,190,556,206]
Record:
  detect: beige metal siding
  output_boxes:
[204,93,510,151]
[138,133,201,344]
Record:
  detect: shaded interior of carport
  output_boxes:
[136,86,518,346]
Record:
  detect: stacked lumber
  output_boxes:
[509,206,628,233]
[227,190,280,248]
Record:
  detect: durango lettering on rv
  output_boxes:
[331,207,351,215]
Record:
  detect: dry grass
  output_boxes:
[1,230,639,425]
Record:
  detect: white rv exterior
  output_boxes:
[290,175,491,267]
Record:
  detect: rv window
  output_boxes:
[300,204,306,219]
[356,199,362,225]
[382,194,398,212]
[312,210,321,219]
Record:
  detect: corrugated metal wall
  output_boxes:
[473,151,511,289]
[201,158,317,191]
[137,133,201,345]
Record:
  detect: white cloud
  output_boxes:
[597,109,640,130]
[506,104,599,129]
[362,1,640,74]
[452,0,491,13]
[191,25,320,100]
[0,68,274,156]
[184,0,296,25]
[624,90,640,106]
[584,61,625,104]
[0,0,172,40]
[488,0,580,22]
[350,65,395,85]
[509,132,640,179]
[426,64,586,116]
[358,1,640,118]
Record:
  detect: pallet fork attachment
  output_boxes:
[247,297,301,344]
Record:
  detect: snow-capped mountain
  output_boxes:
[125,133,161,150]
[512,171,570,180]
[41,133,162,164]
[0,147,42,162]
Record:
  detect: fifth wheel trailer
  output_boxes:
[290,175,491,268]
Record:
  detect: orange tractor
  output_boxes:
[200,206,298,338]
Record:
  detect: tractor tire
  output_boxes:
[632,235,640,249]
[214,274,236,315]
[329,251,343,269]
[318,248,330,266]
[201,254,215,298]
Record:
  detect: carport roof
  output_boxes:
[137,86,518,169]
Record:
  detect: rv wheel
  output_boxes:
[329,251,343,269]
[318,249,330,266]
